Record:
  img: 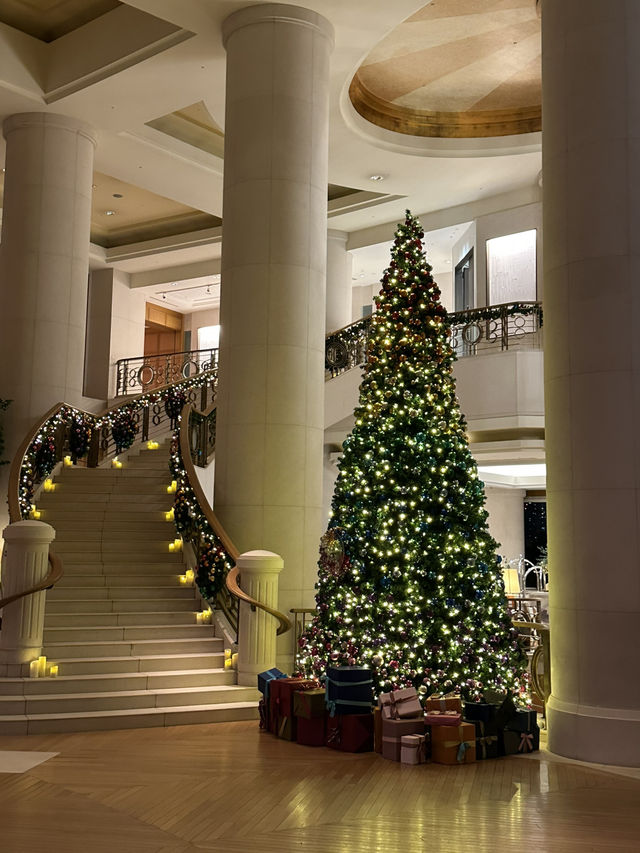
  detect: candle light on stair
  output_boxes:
[29,660,40,678]
[112,457,123,469]
[224,648,232,660]
[165,508,174,521]
[224,658,233,670]
[37,656,47,677]
[49,665,59,677]
[43,478,55,492]
[231,653,238,669]
[63,455,73,467]
[167,480,177,493]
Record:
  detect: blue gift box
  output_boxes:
[506,708,537,733]
[257,668,287,701]
[500,723,540,755]
[463,701,497,724]
[325,665,374,716]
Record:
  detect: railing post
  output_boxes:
[235,550,284,686]
[0,521,56,676]
[142,405,150,443]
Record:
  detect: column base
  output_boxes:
[547,694,640,767]
[0,645,41,665]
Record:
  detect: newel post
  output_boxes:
[235,550,284,687]
[0,520,56,675]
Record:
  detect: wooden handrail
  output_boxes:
[7,369,218,523]
[227,567,291,636]
[0,551,63,610]
[178,401,292,636]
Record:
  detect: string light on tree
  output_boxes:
[298,210,526,699]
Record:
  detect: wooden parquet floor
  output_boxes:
[0,722,639,853]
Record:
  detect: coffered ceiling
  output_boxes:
[0,0,120,42]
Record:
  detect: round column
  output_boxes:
[0,520,56,673]
[326,229,353,332]
[216,5,334,670]
[542,0,640,764]
[235,550,284,686]
[0,112,96,457]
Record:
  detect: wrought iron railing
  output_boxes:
[325,302,543,378]
[116,348,218,397]
[9,371,217,521]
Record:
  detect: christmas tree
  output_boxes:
[299,211,525,699]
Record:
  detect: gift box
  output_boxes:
[431,722,476,765]
[469,719,499,760]
[269,677,317,739]
[482,690,518,730]
[379,687,422,720]
[401,734,428,765]
[258,668,287,701]
[381,717,425,761]
[325,666,374,715]
[501,724,540,755]
[424,692,462,713]
[326,713,373,752]
[258,697,268,731]
[296,715,326,747]
[293,687,326,719]
[373,707,382,754]
[463,701,498,725]
[424,710,462,727]
[507,708,538,733]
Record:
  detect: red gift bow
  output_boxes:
[518,732,534,753]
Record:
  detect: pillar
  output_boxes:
[216,5,334,671]
[0,520,56,676]
[326,229,353,332]
[235,550,284,686]
[0,112,96,463]
[542,0,640,764]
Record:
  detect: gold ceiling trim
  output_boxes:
[349,72,541,139]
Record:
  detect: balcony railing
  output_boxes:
[116,348,218,397]
[324,302,543,378]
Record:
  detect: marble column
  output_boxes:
[215,5,334,671]
[235,550,284,686]
[0,112,96,453]
[542,0,640,765]
[326,229,353,332]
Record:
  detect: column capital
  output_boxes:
[222,4,334,51]
[236,550,284,575]
[327,229,349,245]
[2,520,56,546]
[3,112,97,147]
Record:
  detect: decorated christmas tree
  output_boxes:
[299,211,525,699]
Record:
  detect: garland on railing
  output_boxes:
[449,302,543,326]
[17,370,217,519]
[168,435,233,602]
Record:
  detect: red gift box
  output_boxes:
[326,713,373,752]
[269,678,317,739]
[296,716,326,747]
[381,717,425,761]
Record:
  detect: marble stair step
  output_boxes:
[43,624,215,643]
[54,576,186,590]
[36,651,225,676]
[46,585,197,600]
[61,561,188,575]
[0,701,259,736]
[0,668,233,697]
[0,684,258,717]
[58,550,184,563]
[46,597,196,614]
[44,610,199,628]
[42,637,222,659]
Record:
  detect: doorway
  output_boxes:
[454,249,474,312]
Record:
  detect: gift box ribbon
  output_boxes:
[327,698,373,717]
[429,693,460,711]
[382,691,419,720]
[518,732,534,753]
[477,734,498,759]
[442,739,475,763]
[327,725,342,745]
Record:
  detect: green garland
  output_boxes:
[0,399,10,466]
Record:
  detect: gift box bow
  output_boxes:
[518,732,534,753]
[429,692,461,710]
[442,738,475,763]
[380,690,418,720]
[477,734,498,759]
[327,725,342,746]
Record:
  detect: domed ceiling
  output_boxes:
[350,0,541,139]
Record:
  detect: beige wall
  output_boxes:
[484,486,526,561]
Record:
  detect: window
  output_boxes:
[197,325,220,350]
[486,229,536,305]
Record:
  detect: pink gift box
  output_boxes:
[379,687,423,720]
[381,717,425,761]
[424,710,462,727]
[401,734,427,765]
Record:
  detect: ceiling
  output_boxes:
[351,0,541,138]
[0,0,542,313]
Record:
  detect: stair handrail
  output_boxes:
[7,369,217,522]
[0,551,63,610]
[176,401,292,636]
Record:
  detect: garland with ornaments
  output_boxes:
[17,371,217,518]
[168,435,233,603]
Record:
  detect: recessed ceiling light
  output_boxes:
[112,193,123,199]
[104,210,116,216]
[369,175,385,182]
[171,282,178,286]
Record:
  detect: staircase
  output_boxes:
[0,439,259,735]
